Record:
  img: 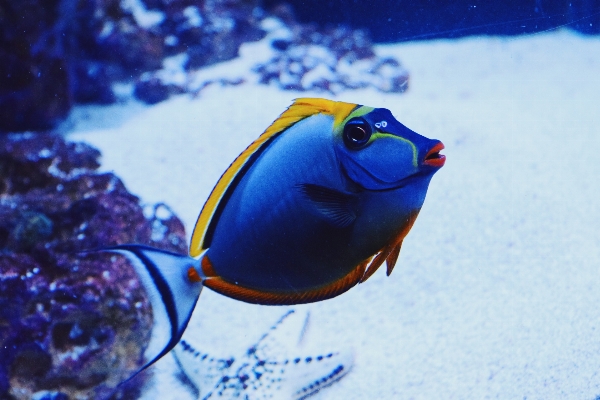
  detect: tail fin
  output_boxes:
[103,245,203,377]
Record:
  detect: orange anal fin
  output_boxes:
[385,240,402,276]
[200,255,368,305]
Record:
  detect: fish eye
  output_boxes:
[343,118,372,149]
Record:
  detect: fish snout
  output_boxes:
[422,141,446,168]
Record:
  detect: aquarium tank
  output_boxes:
[1,0,599,399]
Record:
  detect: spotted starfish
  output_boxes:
[172,310,353,399]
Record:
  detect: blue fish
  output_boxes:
[111,98,445,375]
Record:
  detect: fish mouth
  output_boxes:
[423,142,446,167]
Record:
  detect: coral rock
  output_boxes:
[0,133,188,399]
[0,0,264,132]
[254,15,409,94]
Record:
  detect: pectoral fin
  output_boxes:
[297,183,357,228]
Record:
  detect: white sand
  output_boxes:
[67,30,600,399]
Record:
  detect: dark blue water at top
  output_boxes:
[262,0,600,42]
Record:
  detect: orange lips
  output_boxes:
[423,142,446,167]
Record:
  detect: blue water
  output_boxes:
[265,0,600,41]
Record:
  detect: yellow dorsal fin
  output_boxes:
[263,98,358,137]
[189,98,359,257]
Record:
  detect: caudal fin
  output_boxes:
[102,244,203,378]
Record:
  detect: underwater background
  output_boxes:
[1,0,600,399]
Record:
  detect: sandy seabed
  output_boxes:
[67,30,600,399]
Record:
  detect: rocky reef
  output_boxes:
[0,0,265,131]
[0,0,409,131]
[253,6,408,93]
[0,134,188,400]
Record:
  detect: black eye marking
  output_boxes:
[343,118,372,149]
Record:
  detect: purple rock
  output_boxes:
[134,78,175,105]
[0,0,265,132]
[0,133,188,399]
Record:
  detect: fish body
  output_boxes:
[111,98,445,377]
[191,98,445,304]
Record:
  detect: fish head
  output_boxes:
[334,106,445,190]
